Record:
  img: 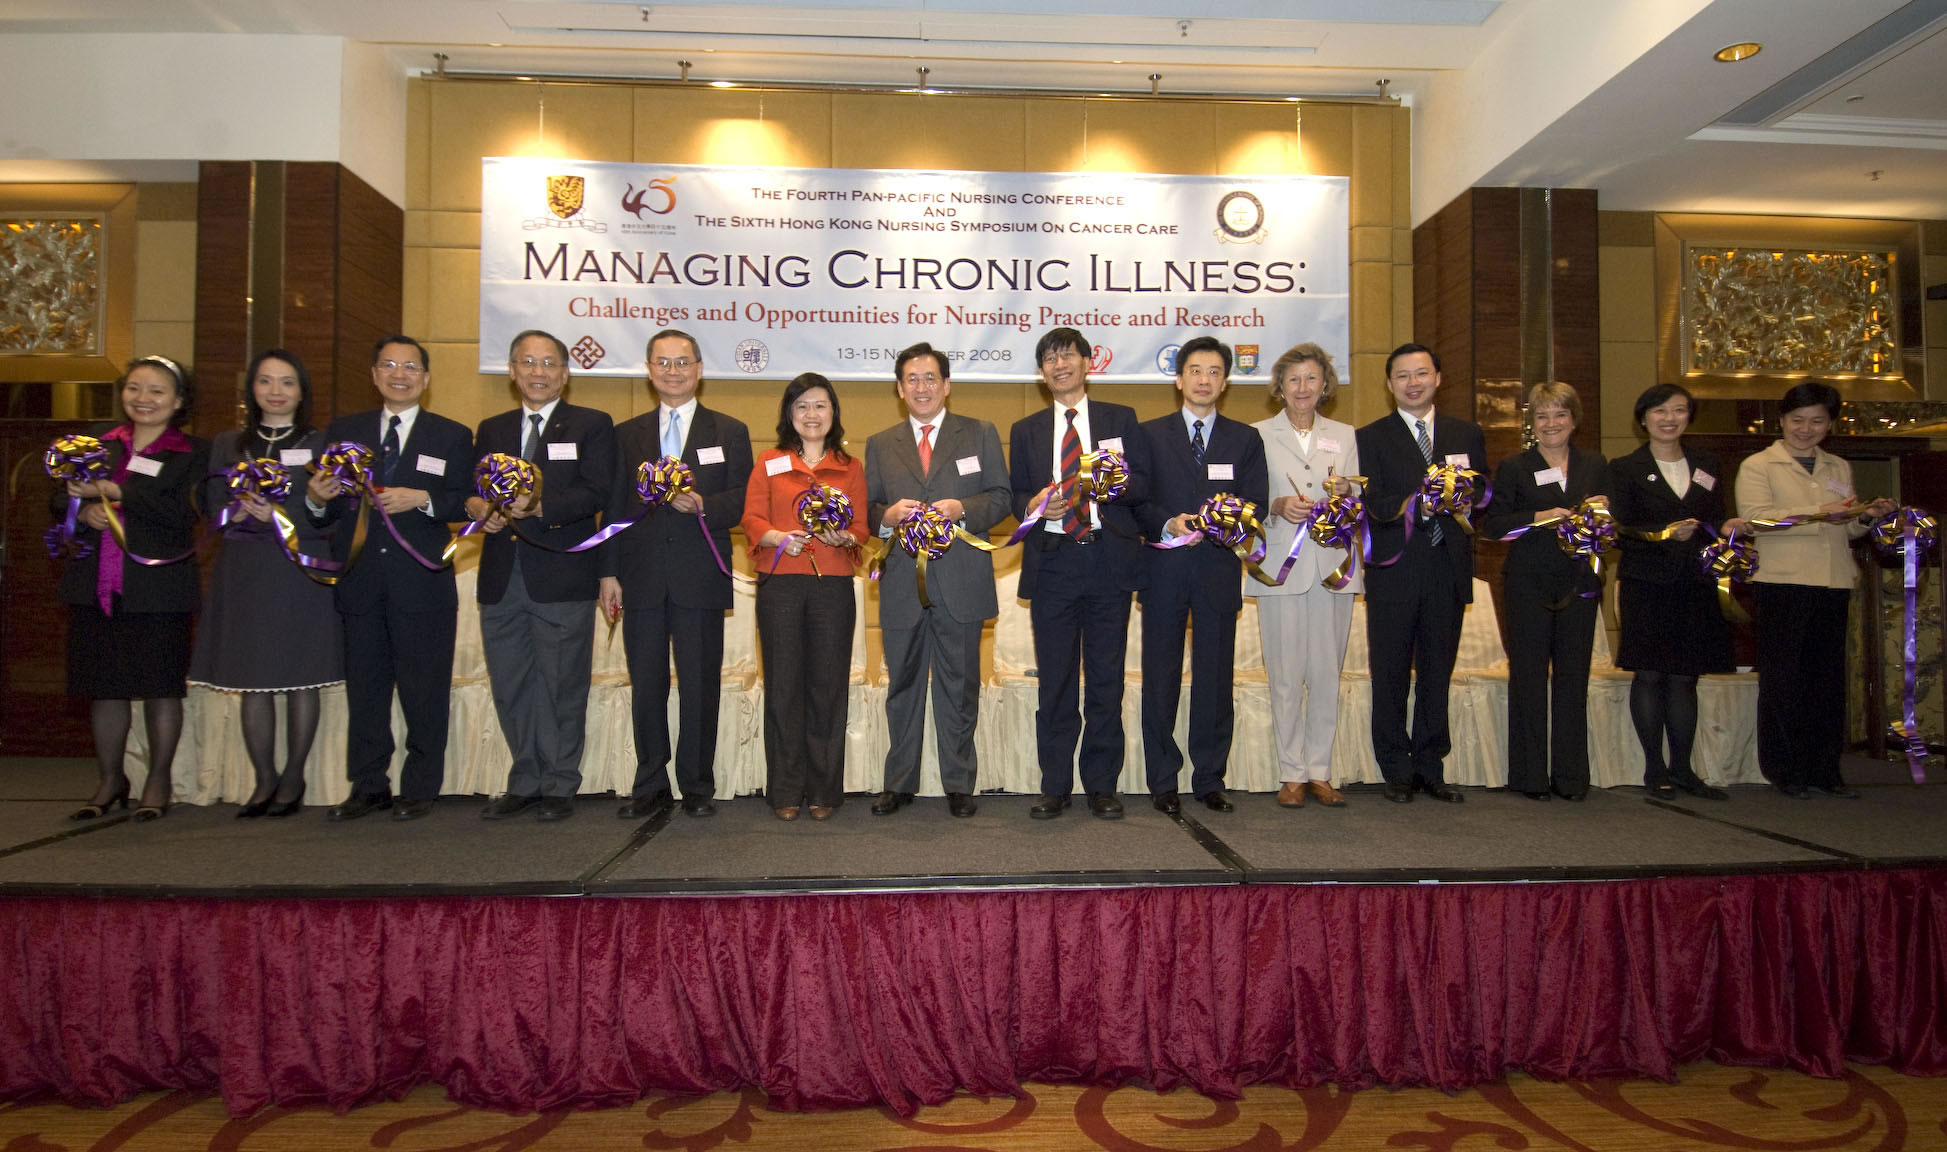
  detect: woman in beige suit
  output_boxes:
[1250,343,1361,808]
[1734,381,1893,798]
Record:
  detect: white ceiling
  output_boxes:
[4,0,1947,219]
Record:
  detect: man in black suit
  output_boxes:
[470,329,616,822]
[1008,327,1150,820]
[863,342,1012,818]
[306,336,474,822]
[1354,342,1488,804]
[599,330,752,819]
[1136,336,1268,815]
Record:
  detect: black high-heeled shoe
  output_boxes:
[237,795,274,819]
[132,803,169,823]
[70,781,131,821]
[263,781,307,819]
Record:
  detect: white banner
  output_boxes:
[479,159,1348,383]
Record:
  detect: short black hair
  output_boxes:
[1632,382,1695,428]
[243,348,314,437]
[1175,335,1231,377]
[894,341,950,382]
[124,355,196,428]
[372,335,430,369]
[1385,342,1441,378]
[1034,327,1090,366]
[1779,380,1842,420]
[647,329,701,365]
[509,329,570,365]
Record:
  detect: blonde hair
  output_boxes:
[1269,343,1339,405]
[1526,381,1583,424]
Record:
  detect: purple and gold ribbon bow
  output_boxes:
[893,502,996,608]
[1870,507,1938,784]
[43,434,113,559]
[459,453,542,539]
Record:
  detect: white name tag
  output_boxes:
[1534,467,1565,487]
[280,449,313,467]
[1826,479,1851,497]
[547,442,577,461]
[1445,453,1471,468]
[1208,463,1234,481]
[956,455,981,476]
[1099,436,1124,453]
[764,455,793,476]
[417,454,446,475]
[1693,469,1716,491]
[126,455,163,477]
[697,445,725,465]
[1317,437,1342,454]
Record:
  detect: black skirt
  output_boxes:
[67,602,192,699]
[1615,576,1733,676]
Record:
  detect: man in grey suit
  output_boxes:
[864,342,1012,818]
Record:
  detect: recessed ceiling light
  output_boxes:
[1713,42,1762,63]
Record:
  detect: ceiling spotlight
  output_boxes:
[1713,42,1762,63]
[917,66,931,91]
[679,59,691,81]
[1149,73,1161,96]
[433,51,448,75]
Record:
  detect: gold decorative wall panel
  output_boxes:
[0,217,104,354]
[1684,247,1897,377]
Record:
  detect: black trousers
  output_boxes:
[621,588,724,801]
[341,596,456,802]
[1501,568,1597,795]
[1754,582,1851,790]
[1140,577,1238,797]
[1027,534,1133,797]
[1365,555,1464,786]
[756,574,855,809]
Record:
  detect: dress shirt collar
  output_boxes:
[1395,406,1434,440]
[1178,406,1215,441]
[381,405,422,445]
[661,397,699,452]
[908,412,945,445]
[521,397,562,425]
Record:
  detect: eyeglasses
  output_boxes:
[902,373,941,387]
[652,357,697,371]
[1040,350,1082,366]
[516,356,562,371]
[791,400,833,414]
[377,360,425,375]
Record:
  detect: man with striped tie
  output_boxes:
[1354,343,1487,805]
[1008,328,1151,820]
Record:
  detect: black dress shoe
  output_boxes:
[1030,794,1069,819]
[327,791,393,822]
[947,792,978,818]
[1551,787,1587,802]
[1671,773,1728,801]
[1523,790,1552,801]
[1777,784,1810,799]
[1088,792,1124,819]
[617,791,672,819]
[1198,791,1234,813]
[1383,781,1414,803]
[681,795,717,817]
[536,796,575,821]
[870,791,914,815]
[1645,781,1676,800]
[482,793,541,820]
[393,798,435,821]
[1811,784,1861,799]
[1423,783,1464,803]
[1151,791,1181,815]
[264,781,307,819]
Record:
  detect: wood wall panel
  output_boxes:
[334,166,404,422]
[1550,188,1601,456]
[282,162,342,423]
[192,162,252,437]
[0,420,97,754]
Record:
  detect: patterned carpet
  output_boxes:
[3,1064,1943,1151]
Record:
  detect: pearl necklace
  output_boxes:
[255,424,295,446]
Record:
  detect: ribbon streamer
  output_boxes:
[1492,499,1619,606]
[568,456,744,582]
[1149,493,1277,585]
[215,457,345,583]
[1697,527,1758,624]
[1268,482,1373,591]
[1870,507,1939,784]
[893,503,996,608]
[309,440,450,572]
[1369,463,1489,563]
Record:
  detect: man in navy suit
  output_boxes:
[600,330,753,819]
[469,329,616,822]
[1008,327,1150,820]
[306,336,475,822]
[1354,342,1488,804]
[1136,336,1268,815]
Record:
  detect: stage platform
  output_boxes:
[2,754,1939,898]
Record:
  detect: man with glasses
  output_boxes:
[600,330,752,818]
[863,341,1012,817]
[306,336,475,821]
[1007,328,1150,820]
[469,329,616,822]
[1136,336,1266,815]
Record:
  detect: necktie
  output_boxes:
[1191,419,1206,465]
[917,424,934,475]
[522,413,542,463]
[1059,408,1082,536]
[381,414,402,484]
[1416,417,1444,545]
[662,409,682,460]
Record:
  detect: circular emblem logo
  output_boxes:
[1156,344,1181,375]
[1216,190,1265,240]
[733,339,771,374]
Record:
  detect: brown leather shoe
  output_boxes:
[808,805,835,821]
[1277,782,1306,808]
[1307,781,1346,807]
[775,806,800,821]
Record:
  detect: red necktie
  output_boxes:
[918,424,934,475]
[1059,408,1082,536]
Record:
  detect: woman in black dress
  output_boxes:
[1479,382,1607,801]
[59,356,207,822]
[1610,383,1738,800]
[187,349,345,817]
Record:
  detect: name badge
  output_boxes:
[1208,463,1234,481]
[1534,467,1564,487]
[1317,437,1342,454]
[547,442,577,461]
[126,455,163,477]
[1099,436,1124,453]
[1444,453,1471,468]
[417,454,446,475]
[764,455,793,476]
[279,449,313,467]
[1693,469,1716,491]
[956,455,981,476]
[697,445,725,465]
[1826,479,1851,497]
